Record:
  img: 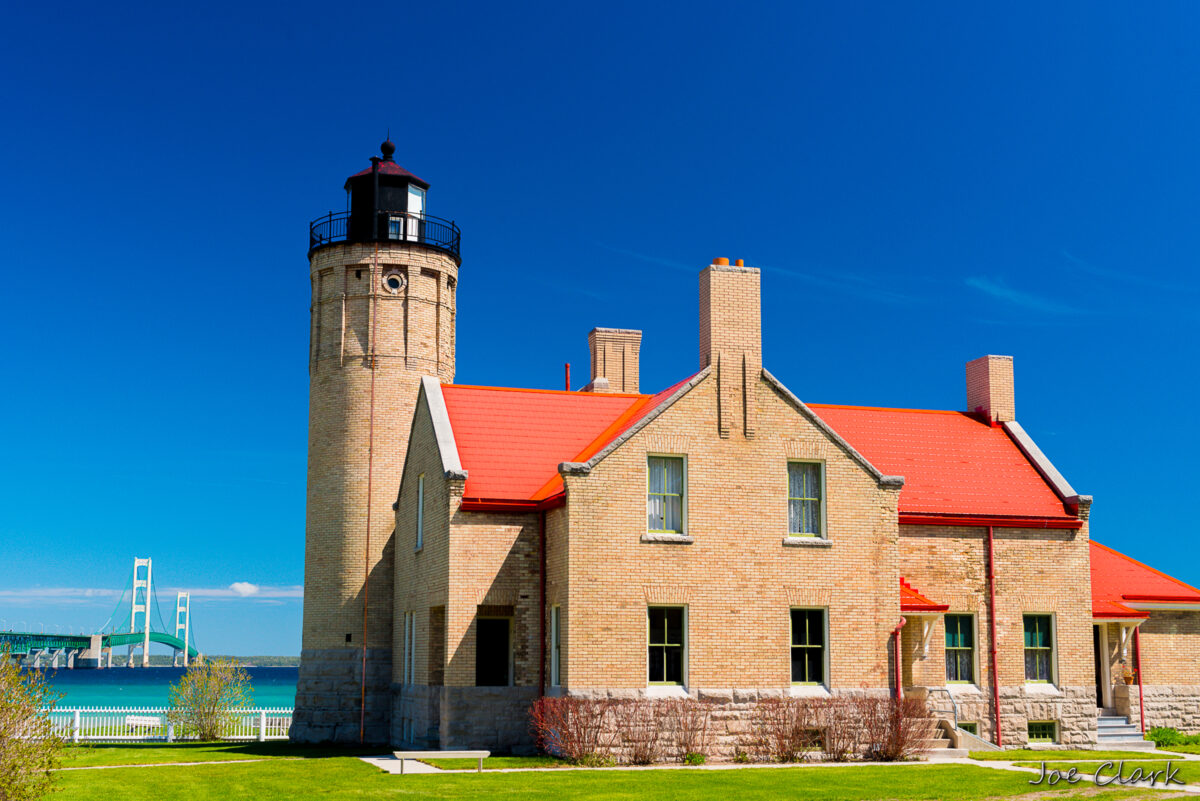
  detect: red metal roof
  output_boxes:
[1090,540,1200,618]
[347,160,427,184]
[809,405,1073,522]
[441,377,690,503]
[900,578,949,613]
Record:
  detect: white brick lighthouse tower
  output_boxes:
[291,140,460,743]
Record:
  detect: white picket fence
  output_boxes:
[48,707,293,743]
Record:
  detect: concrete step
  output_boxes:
[1098,716,1133,727]
[926,747,970,759]
[1098,727,1143,737]
[921,737,952,749]
[1095,738,1158,752]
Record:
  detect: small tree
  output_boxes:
[0,647,63,801]
[167,658,253,741]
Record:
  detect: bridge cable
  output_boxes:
[95,564,134,635]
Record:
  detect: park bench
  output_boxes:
[391,749,490,774]
[124,715,163,733]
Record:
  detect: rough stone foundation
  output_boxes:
[290,647,392,744]
[917,685,1097,747]
[1116,684,1200,733]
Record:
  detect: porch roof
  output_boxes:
[900,578,949,613]
[1091,540,1200,618]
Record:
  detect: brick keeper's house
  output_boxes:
[389,258,1200,752]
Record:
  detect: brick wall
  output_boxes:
[899,523,1095,745]
[559,372,901,693]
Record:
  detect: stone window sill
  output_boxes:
[641,533,694,544]
[1024,683,1062,695]
[782,537,831,548]
[789,684,832,698]
[947,683,983,696]
[646,685,689,698]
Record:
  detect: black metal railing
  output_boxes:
[308,210,461,260]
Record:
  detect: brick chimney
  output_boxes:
[585,328,641,393]
[699,258,761,438]
[966,355,1015,422]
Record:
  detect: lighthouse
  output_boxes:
[292,141,460,743]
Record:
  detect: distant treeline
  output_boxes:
[144,655,300,667]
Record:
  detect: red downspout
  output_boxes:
[538,510,547,696]
[986,525,1003,747]
[892,617,906,701]
[1134,627,1146,734]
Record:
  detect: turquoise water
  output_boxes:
[25,666,297,709]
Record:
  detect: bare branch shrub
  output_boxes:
[0,648,63,801]
[743,697,820,763]
[612,700,664,764]
[529,696,616,765]
[853,694,937,761]
[166,658,254,741]
[662,699,711,762]
[815,698,858,762]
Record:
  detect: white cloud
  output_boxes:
[229,582,259,597]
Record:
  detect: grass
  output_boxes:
[52,753,1164,800]
[1012,760,1196,785]
[969,749,1167,761]
[1160,744,1200,755]
[417,755,566,770]
[60,741,361,767]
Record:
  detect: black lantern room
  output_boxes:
[309,140,460,262]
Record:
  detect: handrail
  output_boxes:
[925,685,960,729]
[309,210,461,260]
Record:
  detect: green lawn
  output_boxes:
[1161,744,1200,755]
[418,755,566,771]
[61,741,361,767]
[53,756,1163,800]
[969,749,1166,761]
[1012,760,1195,786]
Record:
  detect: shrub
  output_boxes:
[612,700,665,765]
[1149,726,1181,747]
[817,697,859,762]
[663,699,712,763]
[854,695,936,761]
[744,697,821,763]
[166,658,253,741]
[529,697,617,764]
[0,647,64,801]
[683,751,706,765]
[732,747,751,763]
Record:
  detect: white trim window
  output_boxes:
[790,608,827,685]
[648,606,687,685]
[647,456,686,534]
[550,606,561,687]
[416,473,425,550]
[1024,614,1055,683]
[787,462,824,537]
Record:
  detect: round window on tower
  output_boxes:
[383,270,407,294]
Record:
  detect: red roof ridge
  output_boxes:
[444,383,648,399]
[808,403,974,416]
[1092,540,1200,599]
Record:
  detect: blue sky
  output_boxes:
[2,1,1198,655]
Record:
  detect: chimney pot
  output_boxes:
[714,257,730,266]
[735,259,744,267]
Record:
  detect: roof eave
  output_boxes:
[762,369,904,491]
[899,512,1082,530]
